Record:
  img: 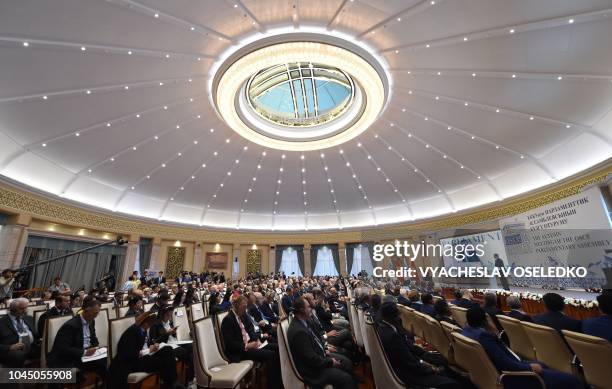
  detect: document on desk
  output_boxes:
[82,347,108,362]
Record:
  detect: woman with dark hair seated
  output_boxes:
[149,305,194,383]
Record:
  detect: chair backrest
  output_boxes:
[278,295,286,318]
[118,306,129,317]
[192,317,229,388]
[364,318,405,389]
[71,306,81,315]
[174,305,190,340]
[100,302,116,320]
[563,330,612,388]
[349,303,363,347]
[109,316,135,359]
[423,315,453,362]
[452,332,500,389]
[214,311,230,361]
[94,308,109,347]
[27,303,48,318]
[33,309,45,333]
[441,320,462,340]
[497,315,536,360]
[144,303,154,312]
[42,314,73,367]
[397,305,414,334]
[190,303,205,322]
[522,321,575,374]
[277,319,307,389]
[449,305,468,328]
[357,308,370,356]
[412,311,428,341]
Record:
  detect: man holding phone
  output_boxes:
[48,296,107,386]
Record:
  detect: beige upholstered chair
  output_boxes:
[497,315,536,360]
[94,308,109,347]
[108,316,156,386]
[173,305,191,341]
[118,306,130,317]
[27,303,48,319]
[213,311,231,362]
[349,302,364,348]
[364,317,406,389]
[452,332,545,389]
[563,330,612,388]
[440,320,462,340]
[33,309,46,334]
[357,307,369,356]
[397,305,414,334]
[72,306,81,315]
[449,305,468,328]
[193,317,253,388]
[143,303,154,312]
[42,314,73,368]
[100,302,115,319]
[411,311,428,341]
[522,321,576,374]
[190,303,205,322]
[423,315,454,362]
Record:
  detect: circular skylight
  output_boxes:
[246,62,355,127]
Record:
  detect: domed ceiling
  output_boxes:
[0,0,611,231]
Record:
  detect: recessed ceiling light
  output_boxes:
[132,146,137,150]
[464,102,469,106]
[426,44,430,48]
[512,74,516,78]
[430,0,435,4]
[75,133,80,137]
[42,143,47,147]
[279,167,283,171]
[301,168,305,172]
[408,90,413,94]
[22,41,29,47]
[281,154,286,158]
[262,151,267,156]
[463,37,468,41]
[437,71,441,75]
[435,96,440,100]
[300,154,305,159]
[226,138,230,143]
[557,76,563,80]
[106,123,111,127]
[178,152,182,156]
[194,140,198,144]
[154,13,159,18]
[395,50,399,54]
[471,136,475,140]
[397,17,402,21]
[43,95,48,100]
[235,160,240,164]
[520,155,525,159]
[180,187,184,190]
[529,116,534,120]
[202,164,206,168]
[128,50,132,55]
[154,135,159,140]
[161,163,165,167]
[277,179,281,184]
[568,18,574,24]
[495,109,500,113]
[327,178,331,182]
[213,151,218,156]
[565,124,571,128]
[191,176,195,179]
[190,27,195,31]
[163,105,168,110]
[472,73,476,77]
[80,46,86,51]
[509,28,515,34]
[86,90,91,94]
[165,54,170,58]
[111,157,115,162]
[388,146,392,150]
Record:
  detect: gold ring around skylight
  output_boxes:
[214,41,387,151]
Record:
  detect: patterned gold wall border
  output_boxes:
[0,161,610,244]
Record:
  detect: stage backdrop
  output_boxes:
[500,186,612,288]
[206,252,228,270]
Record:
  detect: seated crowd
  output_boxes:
[0,269,610,389]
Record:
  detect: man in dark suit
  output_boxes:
[534,293,581,333]
[420,293,436,316]
[155,271,166,286]
[397,290,411,306]
[281,286,295,315]
[0,297,40,367]
[582,293,612,341]
[125,296,144,317]
[37,294,73,337]
[451,290,477,309]
[259,292,279,324]
[462,306,582,389]
[47,297,107,384]
[287,296,357,389]
[221,295,280,389]
[483,292,504,331]
[378,302,459,388]
[108,311,178,389]
[506,295,533,322]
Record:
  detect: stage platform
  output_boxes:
[492,286,601,301]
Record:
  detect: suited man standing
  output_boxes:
[221,295,280,389]
[287,296,356,389]
[37,294,73,337]
[47,297,107,384]
[0,297,40,367]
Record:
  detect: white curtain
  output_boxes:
[279,248,303,277]
[350,245,374,276]
[313,247,339,276]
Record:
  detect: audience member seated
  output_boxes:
[149,305,194,382]
[462,306,582,389]
[281,286,295,315]
[108,311,180,389]
[48,276,71,296]
[582,292,612,341]
[221,295,281,389]
[367,293,382,322]
[397,288,411,306]
[421,293,436,316]
[407,290,423,311]
[154,271,166,286]
[0,297,40,367]
[48,296,107,384]
[434,299,459,326]
[287,296,357,389]
[243,293,277,341]
[257,291,279,324]
[506,295,533,322]
[534,293,581,333]
[149,291,169,312]
[377,302,459,388]
[483,292,504,331]
[126,296,144,317]
[38,293,72,336]
[451,290,477,309]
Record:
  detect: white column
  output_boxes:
[0,224,29,270]
[303,244,311,276]
[269,247,276,274]
[338,242,347,276]
[149,238,162,271]
[121,242,139,283]
[193,244,203,273]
